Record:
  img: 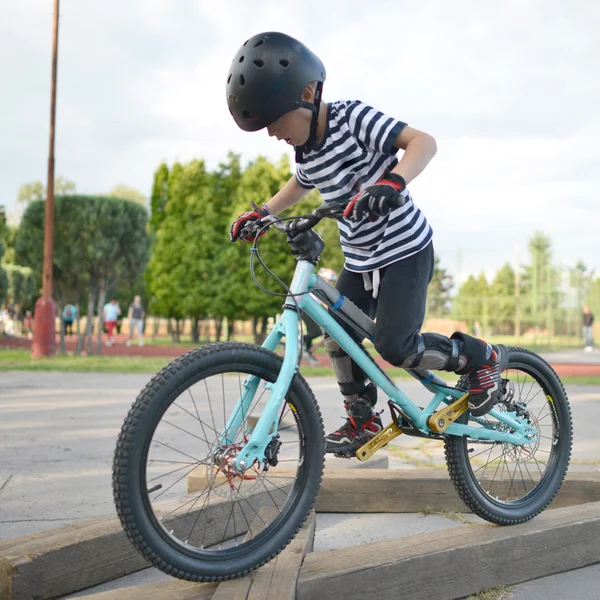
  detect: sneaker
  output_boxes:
[325,384,383,455]
[467,344,509,417]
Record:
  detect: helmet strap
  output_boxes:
[295,81,323,163]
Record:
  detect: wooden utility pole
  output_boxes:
[32,0,59,358]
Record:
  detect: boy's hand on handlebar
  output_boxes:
[343,172,407,222]
[230,204,270,242]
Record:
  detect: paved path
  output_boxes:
[0,371,598,599]
[0,372,598,541]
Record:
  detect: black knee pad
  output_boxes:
[378,332,463,371]
[450,332,491,373]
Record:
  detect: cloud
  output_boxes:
[1,0,599,277]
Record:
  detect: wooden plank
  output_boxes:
[211,507,279,600]
[79,580,218,600]
[247,511,316,600]
[84,508,279,600]
[0,484,289,600]
[297,501,600,600]
[314,469,463,512]
[314,469,600,513]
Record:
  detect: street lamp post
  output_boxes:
[32,0,59,358]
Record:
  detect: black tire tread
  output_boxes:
[113,342,325,582]
[444,346,572,525]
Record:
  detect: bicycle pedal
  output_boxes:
[333,451,353,459]
[355,421,403,461]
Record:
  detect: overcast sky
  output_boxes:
[2,1,599,281]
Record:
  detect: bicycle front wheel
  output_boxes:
[113,342,325,581]
[445,347,572,525]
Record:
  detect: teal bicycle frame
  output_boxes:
[229,260,538,471]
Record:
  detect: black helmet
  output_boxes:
[226,32,326,134]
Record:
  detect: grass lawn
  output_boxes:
[1,347,599,385]
[125,333,587,355]
[0,349,171,373]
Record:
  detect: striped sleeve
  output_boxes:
[346,101,407,155]
[295,165,315,190]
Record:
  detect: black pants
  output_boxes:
[337,242,433,362]
[326,243,485,400]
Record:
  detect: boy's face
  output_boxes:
[266,108,312,147]
[266,85,315,147]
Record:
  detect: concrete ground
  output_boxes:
[0,371,599,599]
[542,348,600,365]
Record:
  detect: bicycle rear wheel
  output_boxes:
[113,342,325,581]
[445,347,572,525]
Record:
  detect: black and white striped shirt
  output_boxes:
[296,100,433,273]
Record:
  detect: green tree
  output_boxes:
[17,177,76,205]
[109,185,147,206]
[150,162,170,232]
[0,229,6,306]
[521,231,561,340]
[147,160,214,341]
[488,263,516,334]
[453,273,488,334]
[588,275,600,319]
[0,205,8,243]
[17,181,44,204]
[3,265,36,311]
[216,155,322,343]
[90,197,150,354]
[16,196,150,354]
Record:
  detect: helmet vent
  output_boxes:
[242,110,251,119]
[239,55,244,63]
[253,59,264,68]
[227,73,232,83]
[279,59,289,68]
[254,39,264,47]
[240,74,245,86]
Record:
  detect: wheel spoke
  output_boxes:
[204,379,218,435]
[133,364,312,561]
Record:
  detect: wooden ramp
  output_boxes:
[0,469,598,600]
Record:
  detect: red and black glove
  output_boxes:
[230,204,270,242]
[343,172,407,222]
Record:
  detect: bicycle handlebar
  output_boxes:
[242,203,345,239]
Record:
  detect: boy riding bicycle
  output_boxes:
[227,32,509,456]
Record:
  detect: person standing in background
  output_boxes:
[127,295,145,348]
[583,305,594,352]
[63,303,76,336]
[103,298,121,347]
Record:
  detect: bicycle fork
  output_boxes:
[215,309,300,472]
